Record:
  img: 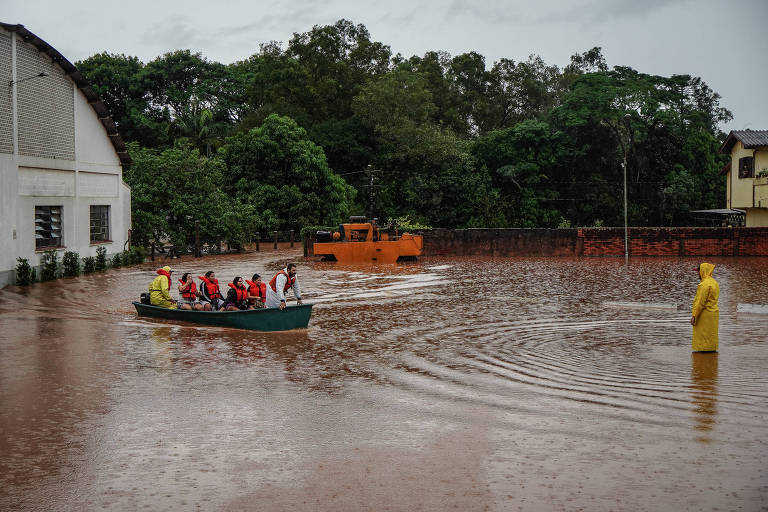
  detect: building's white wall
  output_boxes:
[0,154,19,285]
[74,87,121,170]
[0,27,132,287]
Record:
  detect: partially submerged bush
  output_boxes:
[111,252,122,268]
[127,246,146,265]
[83,256,96,274]
[40,250,59,281]
[95,246,107,271]
[62,251,81,277]
[15,257,35,285]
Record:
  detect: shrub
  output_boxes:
[111,252,122,268]
[62,251,81,277]
[83,256,96,274]
[95,246,107,271]
[387,215,431,231]
[127,246,146,265]
[15,257,35,285]
[40,250,59,281]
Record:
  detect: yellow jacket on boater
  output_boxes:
[691,263,719,351]
[149,266,177,309]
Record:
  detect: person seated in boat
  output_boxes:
[198,270,223,311]
[245,273,266,309]
[148,266,177,309]
[177,273,204,311]
[266,263,303,310]
[223,277,250,311]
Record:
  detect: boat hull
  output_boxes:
[132,302,312,331]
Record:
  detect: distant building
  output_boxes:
[720,130,768,227]
[0,23,131,287]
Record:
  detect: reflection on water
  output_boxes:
[690,352,718,440]
[0,253,767,511]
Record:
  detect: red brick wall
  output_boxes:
[420,227,768,257]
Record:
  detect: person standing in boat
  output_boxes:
[246,273,267,309]
[177,273,204,311]
[199,270,223,311]
[266,263,303,310]
[691,262,720,352]
[223,277,250,311]
[149,266,177,309]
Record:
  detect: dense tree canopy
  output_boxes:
[77,19,732,242]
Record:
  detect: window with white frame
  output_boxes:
[90,205,111,243]
[35,206,63,249]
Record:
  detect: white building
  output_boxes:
[0,23,131,287]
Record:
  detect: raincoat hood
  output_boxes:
[156,266,172,287]
[699,262,715,280]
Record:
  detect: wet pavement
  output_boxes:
[1,252,767,511]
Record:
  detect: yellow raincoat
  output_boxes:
[691,262,719,351]
[149,266,177,309]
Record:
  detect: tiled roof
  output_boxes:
[720,130,768,154]
[0,22,131,165]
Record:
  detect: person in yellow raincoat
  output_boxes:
[691,262,719,351]
[149,266,177,309]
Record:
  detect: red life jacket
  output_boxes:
[269,270,295,293]
[245,280,267,304]
[199,276,222,300]
[156,268,171,288]
[178,279,197,300]
[227,282,248,302]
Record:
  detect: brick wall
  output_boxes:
[420,227,768,257]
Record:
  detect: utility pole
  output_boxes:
[366,164,379,220]
[623,113,632,264]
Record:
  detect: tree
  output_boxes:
[76,53,168,147]
[352,67,493,227]
[218,115,356,231]
[124,142,254,248]
[549,67,731,226]
[472,121,566,227]
[286,19,392,123]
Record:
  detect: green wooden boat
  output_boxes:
[132,302,313,331]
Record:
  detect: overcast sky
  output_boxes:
[4,0,767,132]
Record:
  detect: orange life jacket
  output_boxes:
[269,270,295,293]
[245,280,267,304]
[199,276,222,300]
[178,279,197,300]
[227,282,248,302]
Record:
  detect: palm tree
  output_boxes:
[175,100,215,155]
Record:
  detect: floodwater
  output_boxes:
[1,252,767,511]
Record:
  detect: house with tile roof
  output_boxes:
[720,130,768,227]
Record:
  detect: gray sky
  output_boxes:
[4,0,767,132]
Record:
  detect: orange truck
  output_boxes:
[313,217,423,263]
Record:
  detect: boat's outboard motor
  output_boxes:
[140,292,151,305]
[315,231,332,243]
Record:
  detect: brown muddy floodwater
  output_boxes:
[1,251,767,511]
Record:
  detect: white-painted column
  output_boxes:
[10,32,20,265]
[72,83,78,248]
[10,32,17,157]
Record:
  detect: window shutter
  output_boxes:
[738,157,754,179]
